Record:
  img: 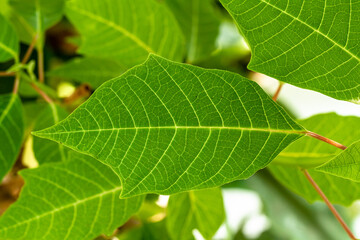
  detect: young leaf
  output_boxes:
[270,113,360,206]
[9,0,65,46]
[33,54,305,197]
[33,104,69,164]
[164,0,221,63]
[316,140,360,182]
[220,0,360,101]
[0,94,24,181]
[0,14,18,62]
[0,152,144,240]
[167,188,225,240]
[65,0,185,68]
[47,57,125,88]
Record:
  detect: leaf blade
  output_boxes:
[0,152,144,240]
[33,54,304,197]
[0,14,19,62]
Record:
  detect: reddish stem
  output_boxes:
[272,82,284,101]
[306,131,347,150]
[302,170,357,240]
[22,35,38,64]
[12,74,20,94]
[0,71,15,77]
[31,83,53,104]
[37,49,44,83]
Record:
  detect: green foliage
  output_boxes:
[65,0,184,68]
[33,54,304,197]
[0,94,24,181]
[220,0,360,102]
[47,57,124,88]
[167,188,225,240]
[1,0,360,239]
[0,152,144,240]
[0,14,18,62]
[33,104,69,164]
[164,0,221,63]
[316,140,360,182]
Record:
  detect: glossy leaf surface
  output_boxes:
[0,152,144,240]
[220,0,360,101]
[0,14,18,62]
[33,54,304,197]
[65,0,184,68]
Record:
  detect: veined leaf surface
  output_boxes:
[33,104,69,165]
[270,113,360,205]
[316,140,360,182]
[65,0,184,68]
[47,57,125,88]
[0,152,144,240]
[164,0,221,63]
[220,0,360,101]
[167,188,225,240]
[0,94,24,181]
[0,14,18,62]
[33,54,304,197]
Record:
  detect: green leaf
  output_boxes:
[0,94,24,181]
[33,104,69,164]
[220,0,360,101]
[164,0,221,63]
[33,54,304,197]
[9,0,65,46]
[65,0,185,68]
[316,140,360,182]
[167,188,225,240]
[0,14,19,62]
[47,57,125,88]
[269,113,360,205]
[0,152,144,240]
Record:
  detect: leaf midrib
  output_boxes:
[261,0,360,62]
[67,5,155,54]
[0,94,17,124]
[35,125,305,136]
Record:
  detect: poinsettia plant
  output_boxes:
[0,0,359,239]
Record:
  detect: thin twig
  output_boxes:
[12,74,20,94]
[302,170,357,240]
[272,83,357,239]
[37,48,44,83]
[306,131,347,150]
[22,35,38,64]
[31,83,53,104]
[0,71,15,77]
[272,82,284,101]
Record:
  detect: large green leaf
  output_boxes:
[65,0,184,68]
[0,152,144,240]
[164,0,220,63]
[9,0,65,46]
[220,0,360,101]
[33,104,69,165]
[167,188,225,240]
[0,94,24,181]
[0,14,18,62]
[33,54,304,197]
[270,113,360,205]
[47,57,124,88]
[316,140,360,182]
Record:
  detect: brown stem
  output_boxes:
[12,74,20,94]
[22,35,38,64]
[31,83,53,104]
[306,131,347,150]
[272,82,284,101]
[37,48,44,83]
[302,170,357,240]
[0,71,15,77]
